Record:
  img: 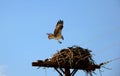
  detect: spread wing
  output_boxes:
[54,20,63,36]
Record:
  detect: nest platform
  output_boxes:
[32,46,105,76]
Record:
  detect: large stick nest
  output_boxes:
[32,45,114,76]
[49,46,96,71]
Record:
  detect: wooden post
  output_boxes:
[65,67,71,76]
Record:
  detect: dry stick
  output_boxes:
[97,57,120,76]
[99,57,120,66]
[78,49,82,59]
[61,52,66,64]
[69,49,73,67]
[56,51,60,67]
[75,54,91,65]
[59,68,65,74]
[71,49,74,66]
[54,68,63,76]
[71,69,78,76]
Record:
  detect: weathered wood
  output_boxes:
[71,69,78,76]
[32,60,101,70]
[54,68,63,76]
[65,67,70,76]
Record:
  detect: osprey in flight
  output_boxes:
[47,20,64,44]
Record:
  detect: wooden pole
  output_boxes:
[65,67,71,76]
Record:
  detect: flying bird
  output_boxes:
[47,20,64,44]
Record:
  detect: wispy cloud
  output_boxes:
[0,65,6,76]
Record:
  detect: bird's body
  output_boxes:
[47,20,64,44]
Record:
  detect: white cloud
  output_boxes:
[0,65,6,76]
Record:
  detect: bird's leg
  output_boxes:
[61,36,64,40]
[58,40,62,44]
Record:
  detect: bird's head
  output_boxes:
[46,33,54,39]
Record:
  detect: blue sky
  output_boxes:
[0,0,120,76]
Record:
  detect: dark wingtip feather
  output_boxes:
[57,20,63,24]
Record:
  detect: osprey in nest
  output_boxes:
[47,20,64,44]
